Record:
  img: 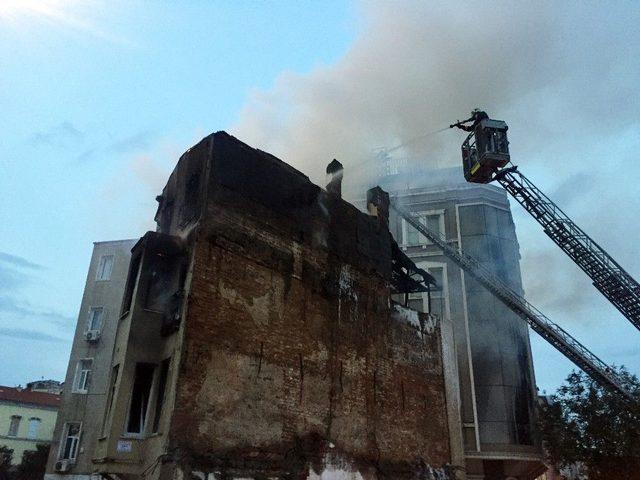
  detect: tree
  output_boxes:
[14,444,49,480]
[0,446,13,480]
[538,367,640,480]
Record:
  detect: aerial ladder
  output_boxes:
[451,111,640,332]
[386,199,634,401]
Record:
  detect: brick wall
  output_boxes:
[155,132,452,479]
[168,208,451,479]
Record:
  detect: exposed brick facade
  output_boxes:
[161,133,451,478]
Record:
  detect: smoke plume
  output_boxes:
[230,1,640,386]
[231,1,639,186]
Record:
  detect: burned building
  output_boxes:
[46,132,459,480]
[378,166,544,479]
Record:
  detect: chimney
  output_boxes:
[366,186,389,229]
[326,159,344,198]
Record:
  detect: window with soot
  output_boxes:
[144,252,181,313]
[180,172,200,226]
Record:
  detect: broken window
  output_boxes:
[152,357,171,433]
[144,253,179,312]
[73,359,92,394]
[126,363,155,435]
[27,418,41,439]
[407,294,424,312]
[87,307,104,332]
[59,422,81,461]
[101,364,119,436]
[159,199,174,233]
[96,255,114,281]
[121,253,142,315]
[180,172,200,226]
[8,415,21,436]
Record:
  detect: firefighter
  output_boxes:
[450,109,489,132]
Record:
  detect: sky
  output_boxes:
[0,1,638,394]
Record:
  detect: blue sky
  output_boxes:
[0,1,638,393]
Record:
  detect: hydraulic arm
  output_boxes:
[494,166,640,332]
[389,200,634,401]
[453,112,640,333]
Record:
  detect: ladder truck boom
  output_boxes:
[388,200,634,401]
[453,111,640,332]
[494,166,640,332]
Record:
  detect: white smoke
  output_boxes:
[229,1,640,388]
[231,1,639,187]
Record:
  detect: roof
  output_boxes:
[0,385,61,408]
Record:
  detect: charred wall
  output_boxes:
[161,133,452,479]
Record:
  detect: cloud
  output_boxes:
[129,154,172,192]
[0,295,75,329]
[0,267,32,292]
[29,121,83,147]
[73,130,156,164]
[0,252,45,270]
[74,147,97,164]
[0,252,44,293]
[105,130,155,155]
[0,327,66,343]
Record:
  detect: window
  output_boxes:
[427,266,446,317]
[73,359,92,393]
[59,422,81,461]
[121,254,142,315]
[126,363,155,435]
[27,418,41,439]
[8,416,21,436]
[403,212,443,246]
[407,265,448,318]
[180,172,200,225]
[87,307,104,332]
[96,255,114,281]
[144,254,176,312]
[152,358,171,433]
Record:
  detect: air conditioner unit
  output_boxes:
[85,330,101,342]
[55,460,72,472]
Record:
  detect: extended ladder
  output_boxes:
[495,167,640,332]
[389,200,634,401]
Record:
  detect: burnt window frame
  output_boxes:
[124,363,156,437]
[120,252,142,317]
[179,171,201,227]
[151,357,171,433]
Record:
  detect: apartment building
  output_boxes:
[0,384,60,465]
[46,239,136,477]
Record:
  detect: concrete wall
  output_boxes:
[46,239,135,477]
